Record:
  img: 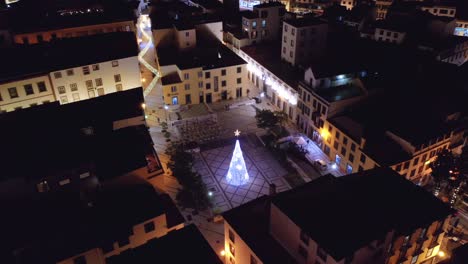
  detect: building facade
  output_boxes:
[50,56,141,104]
[281,18,328,67]
[223,168,453,264]
[0,74,55,112]
[160,62,248,105]
[421,5,456,18]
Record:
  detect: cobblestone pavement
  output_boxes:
[195,136,291,210]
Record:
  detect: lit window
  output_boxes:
[144,222,155,233]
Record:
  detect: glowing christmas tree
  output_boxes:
[226,130,249,186]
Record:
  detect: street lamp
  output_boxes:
[164,104,169,122]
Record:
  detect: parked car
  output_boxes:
[314,159,327,171]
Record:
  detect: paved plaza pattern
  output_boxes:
[194,136,291,211]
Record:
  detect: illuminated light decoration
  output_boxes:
[425,160,431,165]
[247,63,298,105]
[226,130,249,186]
[438,251,445,258]
[240,0,261,10]
[454,27,468,37]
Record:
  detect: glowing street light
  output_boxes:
[208,191,213,197]
[141,103,146,109]
[220,250,226,256]
[331,163,338,169]
[438,251,445,258]
[141,78,146,82]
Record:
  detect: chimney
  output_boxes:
[269,183,277,196]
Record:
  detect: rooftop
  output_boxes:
[107,225,222,264]
[284,17,327,28]
[1,183,183,263]
[161,72,183,85]
[0,32,139,83]
[223,196,298,264]
[241,43,303,89]
[0,88,152,182]
[315,81,365,103]
[254,2,285,9]
[158,45,246,71]
[272,167,453,261]
[9,1,135,34]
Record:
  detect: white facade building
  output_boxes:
[50,56,141,104]
[0,32,141,112]
[421,5,456,18]
[374,27,406,44]
[0,74,56,112]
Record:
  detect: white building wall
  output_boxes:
[374,28,406,44]
[0,75,56,112]
[175,28,197,50]
[421,6,456,18]
[224,221,264,264]
[49,56,141,104]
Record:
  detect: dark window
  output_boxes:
[410,169,416,177]
[114,74,121,82]
[343,137,348,145]
[144,221,155,233]
[324,145,330,155]
[118,237,130,247]
[333,141,339,150]
[24,84,34,95]
[229,229,235,242]
[221,69,226,76]
[298,245,308,259]
[358,166,364,172]
[300,229,309,245]
[206,83,211,89]
[8,87,18,99]
[341,147,346,156]
[403,161,410,169]
[317,246,327,261]
[237,78,242,84]
[413,157,419,166]
[222,80,226,87]
[335,131,340,140]
[74,256,86,264]
[250,255,258,264]
[396,164,402,171]
[237,67,242,73]
[360,154,366,163]
[101,243,114,254]
[205,72,211,79]
[349,154,354,163]
[351,143,356,152]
